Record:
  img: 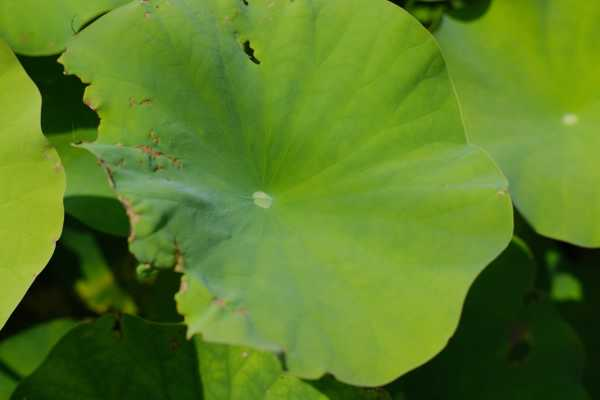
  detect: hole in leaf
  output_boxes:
[277,352,288,371]
[243,40,261,64]
[507,340,531,365]
[523,289,543,305]
[112,317,124,338]
[507,326,532,365]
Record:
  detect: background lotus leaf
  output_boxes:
[61,0,512,385]
[394,241,589,399]
[197,337,390,400]
[12,315,389,399]
[60,226,136,314]
[436,1,600,246]
[0,39,65,329]
[0,319,76,397]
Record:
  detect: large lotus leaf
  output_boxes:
[0,0,130,56]
[19,56,128,236]
[395,241,589,399]
[436,1,600,246]
[60,0,512,385]
[12,315,387,399]
[0,40,65,329]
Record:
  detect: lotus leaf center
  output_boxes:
[562,113,579,126]
[253,191,273,209]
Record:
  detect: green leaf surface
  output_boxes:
[396,241,589,399]
[436,1,600,246]
[0,40,65,329]
[61,227,137,314]
[197,339,388,400]
[12,315,387,399]
[61,0,512,385]
[19,56,128,236]
[0,0,130,56]
[0,372,16,400]
[551,273,583,303]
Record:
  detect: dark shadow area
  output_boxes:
[386,0,493,30]
[18,55,99,136]
[0,240,91,341]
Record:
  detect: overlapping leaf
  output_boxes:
[0,40,65,329]
[0,0,130,55]
[197,338,390,400]
[61,0,512,384]
[21,56,128,236]
[436,1,600,246]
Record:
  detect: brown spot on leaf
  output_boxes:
[129,97,153,107]
[172,158,183,169]
[174,243,185,272]
[179,278,189,294]
[84,99,96,111]
[119,196,140,242]
[136,145,182,169]
[137,144,163,158]
[149,130,160,144]
[213,298,226,307]
[97,159,116,188]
